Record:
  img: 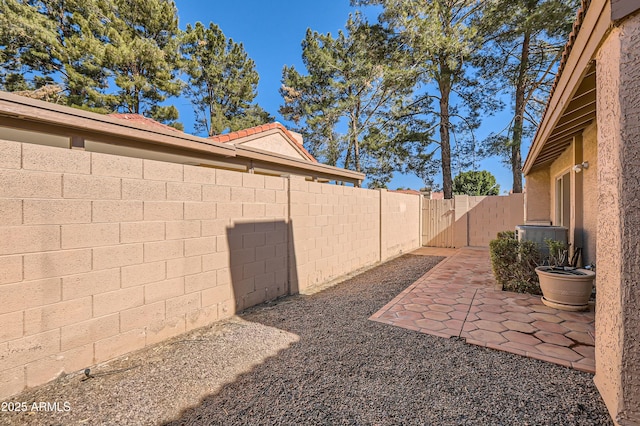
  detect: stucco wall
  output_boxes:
[582,123,598,265]
[525,123,596,266]
[549,142,573,227]
[594,12,640,425]
[524,168,550,224]
[0,139,421,399]
[241,133,306,160]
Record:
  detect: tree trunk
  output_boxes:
[344,138,353,171]
[352,102,361,173]
[512,30,530,194]
[439,74,453,199]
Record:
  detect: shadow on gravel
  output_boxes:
[165,254,612,426]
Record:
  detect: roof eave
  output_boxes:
[236,145,365,184]
[523,0,611,175]
[0,91,236,158]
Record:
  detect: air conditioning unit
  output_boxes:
[515,225,568,256]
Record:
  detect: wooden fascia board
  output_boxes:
[0,92,236,158]
[235,145,365,182]
[523,0,610,175]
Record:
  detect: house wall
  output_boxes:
[545,130,599,266]
[240,133,306,161]
[582,123,598,265]
[0,139,421,400]
[524,123,597,267]
[594,11,640,425]
[549,142,573,227]
[524,168,550,224]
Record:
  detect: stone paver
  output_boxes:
[370,247,596,373]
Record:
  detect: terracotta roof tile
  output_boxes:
[208,122,318,163]
[108,113,183,134]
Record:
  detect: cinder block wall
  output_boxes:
[0,140,421,399]
[463,194,525,247]
[289,178,380,291]
[422,194,524,248]
[380,190,421,260]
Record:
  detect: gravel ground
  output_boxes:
[1,254,612,425]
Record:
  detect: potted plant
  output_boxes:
[535,239,595,311]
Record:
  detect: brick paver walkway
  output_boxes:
[371,247,596,373]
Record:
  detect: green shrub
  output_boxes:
[489,231,543,295]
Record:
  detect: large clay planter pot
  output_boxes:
[535,266,595,311]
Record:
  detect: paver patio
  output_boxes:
[371,247,596,373]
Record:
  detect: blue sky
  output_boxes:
[173,0,521,192]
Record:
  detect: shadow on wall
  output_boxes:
[226,220,298,313]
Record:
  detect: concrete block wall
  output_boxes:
[380,190,421,260]
[463,194,525,247]
[0,140,421,399]
[289,178,381,292]
[421,194,524,248]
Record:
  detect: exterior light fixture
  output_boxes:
[573,161,589,173]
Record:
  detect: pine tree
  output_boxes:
[104,0,183,125]
[477,0,578,193]
[280,15,411,186]
[0,0,113,110]
[181,22,272,136]
[354,0,491,198]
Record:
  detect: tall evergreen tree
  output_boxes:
[181,22,271,136]
[354,0,491,198]
[104,0,182,125]
[477,0,578,193]
[0,0,113,110]
[280,15,413,186]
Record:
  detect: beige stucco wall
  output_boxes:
[241,133,306,160]
[525,122,597,266]
[524,168,551,224]
[0,139,421,399]
[594,12,640,425]
[549,142,573,227]
[582,123,597,265]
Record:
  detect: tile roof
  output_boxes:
[108,113,184,134]
[208,122,318,163]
